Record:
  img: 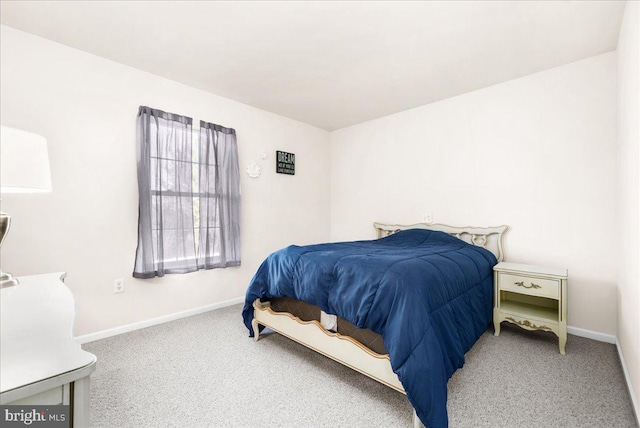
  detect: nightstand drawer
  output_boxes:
[499,273,559,299]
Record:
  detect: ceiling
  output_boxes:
[0,1,627,131]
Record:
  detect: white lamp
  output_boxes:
[0,125,52,288]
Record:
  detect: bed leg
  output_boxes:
[412,409,425,428]
[252,318,260,342]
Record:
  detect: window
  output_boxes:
[133,106,240,279]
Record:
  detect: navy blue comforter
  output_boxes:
[242,229,496,427]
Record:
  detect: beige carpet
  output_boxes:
[83,304,637,427]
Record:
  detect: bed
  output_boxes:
[242,222,508,428]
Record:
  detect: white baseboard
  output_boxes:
[615,337,640,426]
[75,296,245,344]
[567,325,616,344]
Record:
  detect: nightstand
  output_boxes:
[493,262,568,354]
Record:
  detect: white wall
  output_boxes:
[330,53,618,335]
[0,25,331,336]
[617,0,640,412]
[0,20,628,347]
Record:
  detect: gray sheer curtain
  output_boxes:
[133,106,197,278]
[198,121,241,269]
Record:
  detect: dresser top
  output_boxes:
[494,262,568,278]
[1,273,96,394]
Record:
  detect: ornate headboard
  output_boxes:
[373,222,508,262]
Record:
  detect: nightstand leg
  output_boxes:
[559,329,567,355]
[493,309,501,336]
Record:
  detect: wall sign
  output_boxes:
[276,150,295,175]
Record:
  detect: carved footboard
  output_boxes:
[252,299,403,392]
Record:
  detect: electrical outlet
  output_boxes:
[113,278,125,294]
[424,213,433,224]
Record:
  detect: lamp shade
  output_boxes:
[0,126,52,193]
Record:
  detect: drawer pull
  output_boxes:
[514,281,541,289]
[505,317,552,331]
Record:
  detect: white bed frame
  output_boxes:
[251,222,508,427]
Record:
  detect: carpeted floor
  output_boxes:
[83,304,637,428]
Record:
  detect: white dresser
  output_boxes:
[0,273,96,427]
